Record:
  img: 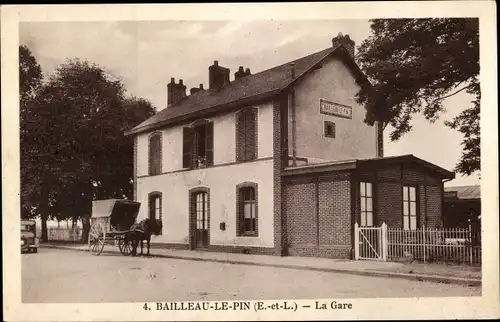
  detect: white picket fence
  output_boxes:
[47,228,83,242]
[355,223,481,265]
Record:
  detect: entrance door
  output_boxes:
[194,192,209,248]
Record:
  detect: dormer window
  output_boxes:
[183,120,214,169]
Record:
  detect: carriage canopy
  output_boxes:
[91,199,141,231]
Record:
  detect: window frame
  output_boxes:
[360,181,374,227]
[183,119,214,169]
[148,132,163,175]
[324,120,336,138]
[236,182,259,237]
[188,186,211,249]
[402,185,418,230]
[148,191,162,235]
[235,107,258,162]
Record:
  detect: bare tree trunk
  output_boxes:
[40,175,50,242]
[40,213,48,242]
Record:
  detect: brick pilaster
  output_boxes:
[273,96,286,256]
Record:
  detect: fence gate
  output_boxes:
[354,222,387,261]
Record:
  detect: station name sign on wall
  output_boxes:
[319,99,352,119]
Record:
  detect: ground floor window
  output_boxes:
[403,185,417,230]
[237,183,258,236]
[360,182,374,226]
[148,192,162,235]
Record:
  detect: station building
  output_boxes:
[125,33,455,259]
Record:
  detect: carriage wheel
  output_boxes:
[88,222,106,256]
[118,236,134,256]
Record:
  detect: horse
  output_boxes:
[130,218,162,256]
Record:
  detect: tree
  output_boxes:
[356,18,480,175]
[21,57,155,242]
[19,45,43,222]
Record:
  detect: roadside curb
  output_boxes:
[40,244,482,287]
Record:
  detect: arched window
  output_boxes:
[148,191,162,235]
[148,132,162,175]
[235,108,258,162]
[236,182,258,236]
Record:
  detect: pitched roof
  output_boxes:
[282,154,455,179]
[444,185,481,200]
[125,44,366,136]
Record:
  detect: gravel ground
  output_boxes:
[22,248,481,303]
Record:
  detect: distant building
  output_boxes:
[124,33,455,259]
[443,185,480,244]
[443,185,481,227]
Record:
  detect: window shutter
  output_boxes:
[149,134,161,175]
[148,138,154,175]
[205,122,214,166]
[182,127,193,168]
[236,112,246,161]
[246,110,257,160]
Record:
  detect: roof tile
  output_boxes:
[126,46,340,135]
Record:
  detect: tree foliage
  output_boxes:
[20,49,156,240]
[356,18,480,175]
[20,45,43,219]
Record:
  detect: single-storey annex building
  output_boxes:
[124,33,455,259]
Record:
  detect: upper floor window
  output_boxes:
[324,121,336,138]
[236,182,258,236]
[236,108,258,162]
[183,120,214,169]
[360,182,373,227]
[148,192,162,235]
[148,132,162,175]
[403,186,418,230]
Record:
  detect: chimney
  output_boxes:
[190,83,206,95]
[234,66,245,80]
[167,77,187,106]
[332,32,355,57]
[209,60,230,91]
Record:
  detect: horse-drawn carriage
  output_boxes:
[88,199,162,256]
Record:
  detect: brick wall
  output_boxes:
[273,97,284,256]
[284,175,352,260]
[377,182,403,227]
[360,164,445,229]
[318,180,351,246]
[426,185,442,228]
[403,167,425,181]
[377,166,401,180]
[281,161,448,259]
[285,182,317,247]
[419,185,426,225]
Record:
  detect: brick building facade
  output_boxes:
[282,156,454,259]
[125,33,455,259]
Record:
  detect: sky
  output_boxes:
[19,20,481,187]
